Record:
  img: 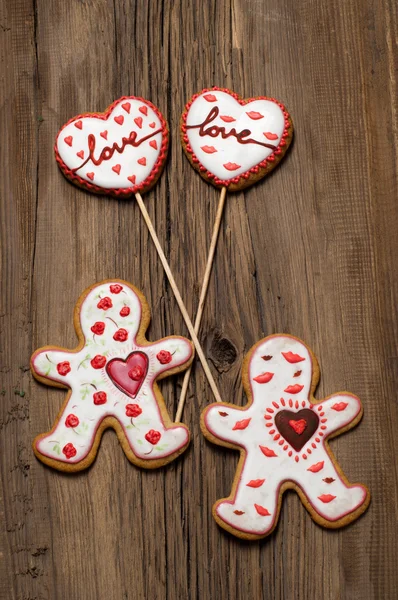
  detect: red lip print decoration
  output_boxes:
[106,351,148,399]
[246,111,264,120]
[232,418,251,430]
[253,372,274,384]
[281,351,305,363]
[223,162,241,171]
[259,446,277,457]
[55,96,168,197]
[247,479,265,488]
[274,409,319,452]
[181,88,293,190]
[318,494,336,503]
[307,461,324,473]
[201,145,218,154]
[254,504,271,516]
[284,384,304,394]
[332,402,348,411]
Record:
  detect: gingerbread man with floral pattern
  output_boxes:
[201,334,370,539]
[31,280,193,471]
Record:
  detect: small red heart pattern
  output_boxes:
[181,87,293,190]
[55,96,168,196]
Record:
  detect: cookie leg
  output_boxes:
[122,391,189,460]
[214,456,280,537]
[299,454,368,523]
[33,389,100,465]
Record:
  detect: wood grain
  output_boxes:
[0,0,397,598]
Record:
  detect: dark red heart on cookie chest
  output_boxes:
[274,409,319,452]
[106,351,148,399]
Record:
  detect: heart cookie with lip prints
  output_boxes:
[181,87,293,191]
[55,96,168,197]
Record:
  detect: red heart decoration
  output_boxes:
[106,351,148,399]
[274,409,319,452]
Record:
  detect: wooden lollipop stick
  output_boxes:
[135,192,222,405]
[175,187,227,421]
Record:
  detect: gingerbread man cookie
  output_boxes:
[31,280,193,471]
[181,87,293,191]
[201,334,370,539]
[55,96,168,196]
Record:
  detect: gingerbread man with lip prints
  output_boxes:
[201,334,370,539]
[31,280,193,471]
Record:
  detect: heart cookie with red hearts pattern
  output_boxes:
[55,96,168,197]
[181,87,293,191]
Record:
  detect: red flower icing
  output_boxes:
[91,355,106,369]
[332,402,348,412]
[93,391,107,405]
[307,461,324,473]
[253,372,274,384]
[232,418,251,431]
[156,350,172,365]
[145,430,161,445]
[113,328,128,342]
[126,404,142,418]
[254,504,271,516]
[110,284,123,294]
[65,414,79,428]
[318,494,336,503]
[129,365,144,381]
[97,297,113,310]
[91,321,105,335]
[62,443,77,459]
[281,351,305,363]
[247,479,265,488]
[120,306,130,317]
[259,446,277,457]
[57,361,71,376]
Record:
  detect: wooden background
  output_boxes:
[1,0,397,598]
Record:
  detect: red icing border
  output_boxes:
[181,87,293,188]
[54,96,169,197]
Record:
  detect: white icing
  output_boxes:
[56,98,165,190]
[32,282,192,465]
[185,91,285,180]
[203,335,368,536]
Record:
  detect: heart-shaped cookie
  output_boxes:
[55,96,168,197]
[181,87,293,191]
[274,409,319,452]
[106,351,149,399]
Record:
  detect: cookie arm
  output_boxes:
[31,348,78,387]
[148,337,193,378]
[317,393,363,436]
[202,404,255,445]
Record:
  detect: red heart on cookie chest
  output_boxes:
[55,96,168,196]
[181,88,292,189]
[106,351,148,399]
[274,409,319,452]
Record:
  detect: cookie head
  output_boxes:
[181,88,293,191]
[247,335,313,404]
[55,97,169,197]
